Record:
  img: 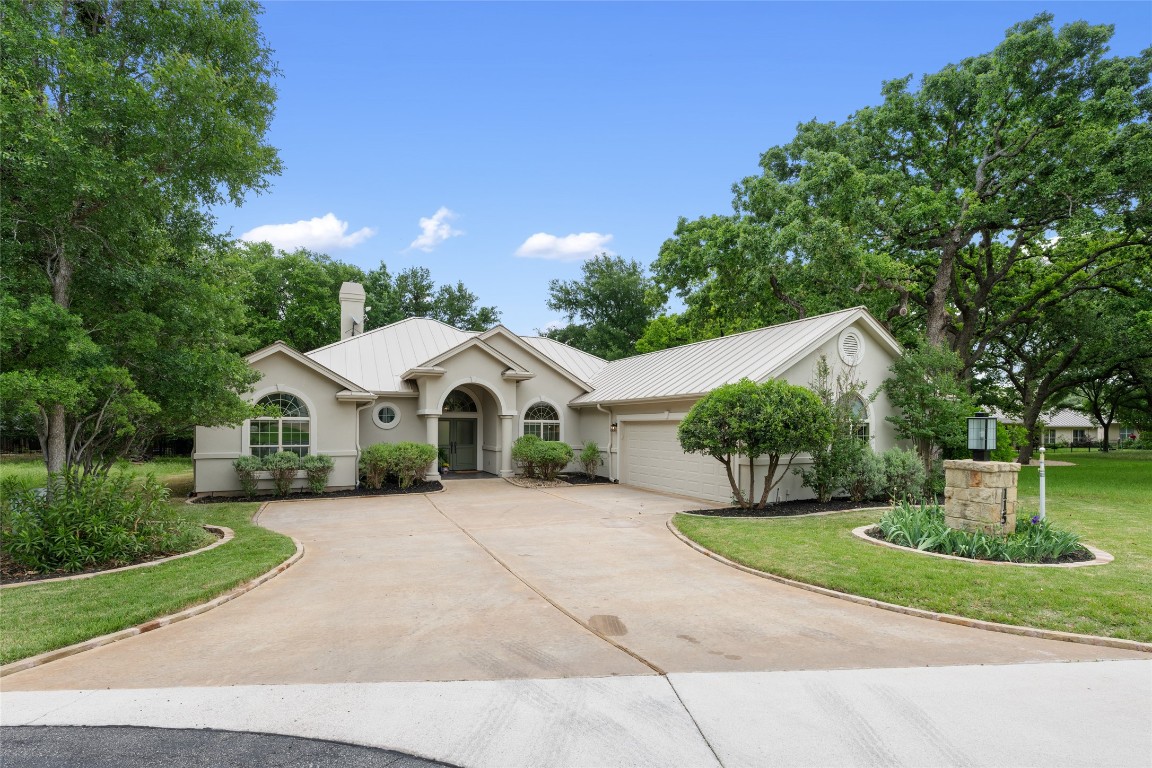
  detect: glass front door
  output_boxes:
[438,419,477,471]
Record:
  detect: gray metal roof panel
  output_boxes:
[571,308,866,405]
[519,336,609,383]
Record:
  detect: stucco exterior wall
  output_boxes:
[193,351,361,495]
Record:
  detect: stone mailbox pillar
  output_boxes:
[943,460,1020,535]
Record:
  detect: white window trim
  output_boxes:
[371,401,402,430]
[521,398,563,441]
[242,386,318,457]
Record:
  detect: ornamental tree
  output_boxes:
[678,378,832,508]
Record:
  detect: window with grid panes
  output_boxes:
[250,393,310,458]
[523,403,560,441]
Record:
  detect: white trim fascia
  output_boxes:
[247,342,373,393]
[402,366,447,379]
[336,389,377,402]
[615,412,690,422]
[477,326,595,391]
[501,370,535,381]
[373,390,419,398]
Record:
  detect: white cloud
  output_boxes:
[514,232,614,261]
[408,207,463,252]
[240,213,376,251]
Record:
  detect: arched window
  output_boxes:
[523,403,560,441]
[443,390,477,412]
[848,395,870,443]
[251,393,310,458]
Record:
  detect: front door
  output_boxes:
[438,419,477,471]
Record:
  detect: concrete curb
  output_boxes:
[678,505,892,520]
[1,526,235,590]
[0,536,306,678]
[850,525,1114,568]
[667,518,1152,655]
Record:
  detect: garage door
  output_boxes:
[620,421,733,504]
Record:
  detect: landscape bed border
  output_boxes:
[850,525,1113,568]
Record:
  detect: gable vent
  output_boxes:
[838,329,864,365]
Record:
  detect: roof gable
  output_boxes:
[477,326,596,391]
[247,342,374,397]
[412,335,533,377]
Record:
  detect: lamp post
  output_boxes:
[1038,446,1047,521]
[968,412,997,462]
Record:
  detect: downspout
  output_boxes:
[354,401,374,489]
[596,403,615,482]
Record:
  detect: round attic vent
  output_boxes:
[838,328,864,365]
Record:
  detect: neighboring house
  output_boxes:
[193,283,905,503]
[992,408,1139,447]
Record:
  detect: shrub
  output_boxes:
[390,442,436,489]
[360,443,391,489]
[846,447,885,502]
[535,441,574,481]
[512,434,542,478]
[233,454,263,497]
[875,502,1085,563]
[0,471,211,573]
[579,442,603,479]
[881,447,927,503]
[263,451,300,497]
[300,454,335,494]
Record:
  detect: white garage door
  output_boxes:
[620,421,733,504]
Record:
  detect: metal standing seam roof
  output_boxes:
[305,317,476,393]
[992,408,1098,428]
[520,336,609,383]
[571,307,871,405]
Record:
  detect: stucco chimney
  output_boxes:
[339,281,366,338]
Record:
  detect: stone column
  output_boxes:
[943,459,1020,535]
[499,415,515,477]
[424,415,441,481]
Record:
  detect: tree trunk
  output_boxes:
[1100,420,1112,452]
[44,251,74,478]
[925,243,958,348]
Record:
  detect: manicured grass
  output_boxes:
[0,457,297,665]
[674,451,1152,643]
[0,455,196,495]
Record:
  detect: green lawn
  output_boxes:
[0,456,297,665]
[674,451,1152,643]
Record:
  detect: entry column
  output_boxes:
[499,414,515,477]
[424,415,441,481]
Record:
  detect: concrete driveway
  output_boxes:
[3,479,1142,692]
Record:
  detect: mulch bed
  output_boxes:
[190,481,444,504]
[557,473,614,486]
[683,498,890,517]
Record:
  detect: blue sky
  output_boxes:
[216,2,1151,336]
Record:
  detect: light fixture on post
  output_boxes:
[610,422,618,433]
[968,411,997,462]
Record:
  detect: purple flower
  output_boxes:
[1030,515,1042,524]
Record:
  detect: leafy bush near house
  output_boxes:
[263,451,300,497]
[535,441,574,481]
[300,454,335,494]
[875,502,1086,563]
[360,443,391,489]
[0,472,212,573]
[847,447,885,502]
[512,434,542,478]
[579,442,603,479]
[512,435,573,480]
[991,422,1029,462]
[233,455,263,497]
[389,442,436,489]
[881,447,927,503]
[359,442,436,489]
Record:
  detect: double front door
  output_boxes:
[438,418,477,471]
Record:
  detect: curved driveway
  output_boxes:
[2,480,1142,691]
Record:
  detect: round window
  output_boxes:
[372,402,401,430]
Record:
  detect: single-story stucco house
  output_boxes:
[992,408,1140,447]
[193,282,905,503]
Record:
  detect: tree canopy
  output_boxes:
[1,0,281,475]
[542,254,665,360]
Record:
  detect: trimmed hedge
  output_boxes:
[513,435,573,480]
[359,442,437,489]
